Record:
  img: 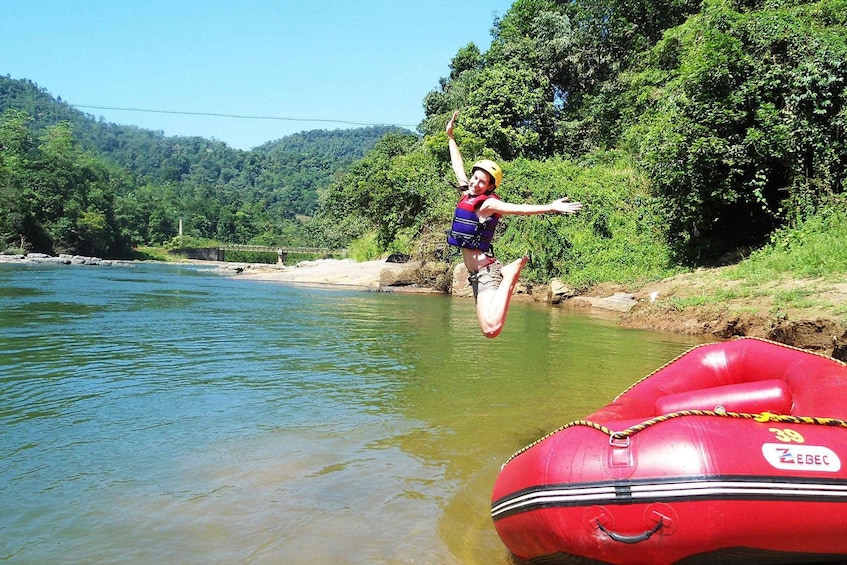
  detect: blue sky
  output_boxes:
[2,0,514,150]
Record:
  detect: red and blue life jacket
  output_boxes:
[447,192,500,252]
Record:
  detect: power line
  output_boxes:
[71,104,418,128]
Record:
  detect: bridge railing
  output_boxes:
[176,245,346,264]
[217,244,344,254]
[215,245,346,265]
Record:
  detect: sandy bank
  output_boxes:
[230,258,411,291]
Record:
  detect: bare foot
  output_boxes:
[501,256,529,280]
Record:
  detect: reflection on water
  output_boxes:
[0,263,706,563]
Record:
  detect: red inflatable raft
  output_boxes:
[491,338,847,564]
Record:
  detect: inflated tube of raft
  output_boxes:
[654,378,793,415]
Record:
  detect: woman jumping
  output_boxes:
[446,110,582,338]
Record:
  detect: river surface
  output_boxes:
[0,262,707,564]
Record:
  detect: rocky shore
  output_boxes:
[0,252,132,267]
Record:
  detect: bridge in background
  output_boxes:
[182,245,344,265]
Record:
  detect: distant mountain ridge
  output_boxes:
[0,75,412,213]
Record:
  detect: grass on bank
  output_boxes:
[732,207,847,281]
[131,247,176,261]
[662,205,847,322]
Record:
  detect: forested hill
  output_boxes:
[1,75,412,256]
[0,75,408,187]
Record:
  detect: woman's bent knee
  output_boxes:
[480,320,503,339]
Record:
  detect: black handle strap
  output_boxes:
[595,517,665,544]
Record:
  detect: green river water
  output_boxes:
[0,262,707,563]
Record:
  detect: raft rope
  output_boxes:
[502,409,847,468]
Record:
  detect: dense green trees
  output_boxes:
[1,77,405,255]
[310,132,439,248]
[0,110,133,255]
[337,0,846,276]
[623,0,847,262]
[4,0,846,284]
[420,0,701,157]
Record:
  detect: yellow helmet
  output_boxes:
[472,159,502,189]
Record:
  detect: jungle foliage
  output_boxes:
[4,0,847,288]
[324,0,847,285]
[0,76,406,255]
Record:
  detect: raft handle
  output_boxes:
[595,517,664,544]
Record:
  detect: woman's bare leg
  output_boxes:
[476,256,529,338]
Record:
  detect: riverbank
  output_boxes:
[620,266,847,358]
[6,252,845,357]
[0,252,132,266]
[232,257,847,357]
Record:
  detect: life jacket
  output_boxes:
[447,191,500,251]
